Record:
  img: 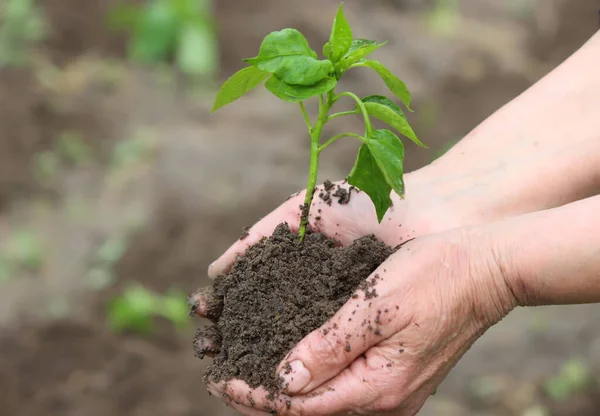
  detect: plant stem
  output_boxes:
[318,132,366,152]
[298,94,331,241]
[334,91,373,137]
[328,110,358,121]
[299,102,312,131]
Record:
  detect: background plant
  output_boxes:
[108,284,191,335]
[0,0,46,67]
[108,0,217,78]
[211,2,425,240]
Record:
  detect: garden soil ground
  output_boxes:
[0,1,599,415]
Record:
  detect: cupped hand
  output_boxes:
[190,173,496,415]
[204,228,516,415]
[206,174,461,279]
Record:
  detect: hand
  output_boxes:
[205,173,462,279]
[203,227,516,415]
[191,171,464,326]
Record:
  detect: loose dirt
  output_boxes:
[197,223,393,393]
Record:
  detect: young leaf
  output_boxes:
[347,144,393,222]
[328,3,353,63]
[353,60,412,109]
[251,55,333,86]
[347,39,377,54]
[361,95,427,148]
[244,29,332,85]
[323,42,332,59]
[340,39,385,70]
[244,28,317,63]
[212,66,270,112]
[265,75,337,102]
[366,129,406,197]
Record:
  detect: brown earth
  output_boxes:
[199,223,392,394]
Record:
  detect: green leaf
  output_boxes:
[244,29,332,85]
[108,285,158,335]
[328,3,353,63]
[160,290,192,329]
[347,144,392,222]
[176,22,218,76]
[248,55,333,86]
[362,95,426,148]
[353,60,412,109]
[247,28,317,61]
[323,42,332,59]
[265,75,337,102]
[129,1,179,63]
[366,129,406,197]
[212,66,270,112]
[96,234,128,267]
[341,39,385,70]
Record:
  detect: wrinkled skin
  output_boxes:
[191,177,515,415]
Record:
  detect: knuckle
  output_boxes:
[372,394,403,413]
[308,330,349,367]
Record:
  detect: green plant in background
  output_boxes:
[86,233,129,291]
[108,0,217,78]
[212,3,426,240]
[543,358,595,402]
[0,0,46,67]
[108,284,191,335]
[0,228,44,283]
[58,131,92,166]
[427,0,460,37]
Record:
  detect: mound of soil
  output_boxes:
[196,223,393,393]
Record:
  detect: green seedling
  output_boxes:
[108,284,191,335]
[33,151,60,182]
[108,0,217,78]
[211,3,426,240]
[543,358,594,402]
[0,0,46,67]
[3,229,44,271]
[58,131,92,165]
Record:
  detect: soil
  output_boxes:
[198,224,393,393]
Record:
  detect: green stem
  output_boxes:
[334,91,373,137]
[299,102,312,131]
[298,94,331,241]
[328,110,358,121]
[318,132,366,152]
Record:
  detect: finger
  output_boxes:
[206,383,271,415]
[189,286,223,321]
[229,402,272,416]
[193,325,221,359]
[276,260,412,395]
[207,380,292,414]
[284,355,390,415]
[208,192,306,278]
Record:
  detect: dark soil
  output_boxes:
[318,181,357,206]
[197,223,393,393]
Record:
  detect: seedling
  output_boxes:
[108,284,191,335]
[211,3,425,240]
[108,0,217,78]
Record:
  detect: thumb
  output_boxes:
[276,270,401,395]
[208,192,305,278]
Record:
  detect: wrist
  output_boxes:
[466,195,600,309]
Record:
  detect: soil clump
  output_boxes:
[197,223,393,393]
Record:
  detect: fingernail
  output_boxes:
[279,360,311,394]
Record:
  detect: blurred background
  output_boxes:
[0,0,598,415]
